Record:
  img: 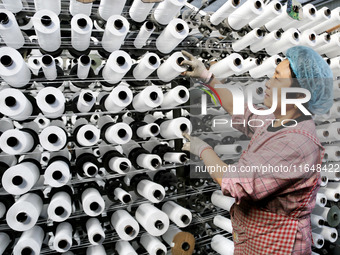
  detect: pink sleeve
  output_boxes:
[231,103,275,138]
[221,134,316,205]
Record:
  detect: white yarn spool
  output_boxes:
[2,161,40,195]
[211,235,234,255]
[82,162,98,177]
[71,14,93,51]
[114,187,132,204]
[213,215,233,233]
[232,28,263,52]
[34,0,61,15]
[115,241,138,255]
[159,117,192,139]
[136,123,160,139]
[214,144,243,155]
[86,245,106,255]
[111,210,140,241]
[129,0,155,23]
[108,156,132,174]
[316,193,327,207]
[250,29,281,53]
[41,55,57,80]
[299,29,317,48]
[209,53,243,79]
[103,122,132,145]
[140,233,167,255]
[86,218,105,245]
[318,183,340,202]
[33,10,61,52]
[311,214,325,228]
[102,50,132,84]
[314,33,331,49]
[134,21,155,48]
[136,153,162,170]
[0,232,11,254]
[156,18,189,54]
[135,203,170,236]
[312,232,325,249]
[44,160,71,188]
[264,4,293,31]
[315,33,340,55]
[316,123,340,142]
[161,85,189,108]
[210,0,240,26]
[132,85,164,112]
[227,0,263,31]
[36,87,65,118]
[313,225,338,243]
[81,187,105,217]
[153,0,187,25]
[211,190,235,211]
[299,7,331,31]
[76,90,96,113]
[0,88,33,121]
[137,179,165,203]
[266,28,300,55]
[324,145,340,161]
[0,129,35,155]
[330,57,340,77]
[249,0,282,29]
[249,55,282,78]
[163,152,188,164]
[240,57,261,74]
[99,0,126,20]
[0,47,31,88]
[162,201,192,227]
[0,10,25,49]
[0,202,6,219]
[102,15,129,52]
[104,85,133,112]
[53,222,73,252]
[69,0,93,16]
[6,193,43,231]
[245,81,266,104]
[77,55,92,79]
[75,124,100,147]
[2,0,23,13]
[47,191,72,222]
[157,51,187,82]
[13,226,44,255]
[133,53,160,80]
[312,7,340,34]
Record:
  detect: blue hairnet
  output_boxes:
[286,46,334,115]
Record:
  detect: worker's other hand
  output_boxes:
[182,132,212,157]
[180,50,213,83]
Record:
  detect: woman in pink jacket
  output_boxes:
[181,46,333,255]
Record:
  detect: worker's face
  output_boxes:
[264,59,295,113]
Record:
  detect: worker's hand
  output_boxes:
[182,132,212,157]
[180,50,213,84]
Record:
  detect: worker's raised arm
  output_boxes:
[180,50,234,115]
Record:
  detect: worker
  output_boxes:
[180,46,334,255]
